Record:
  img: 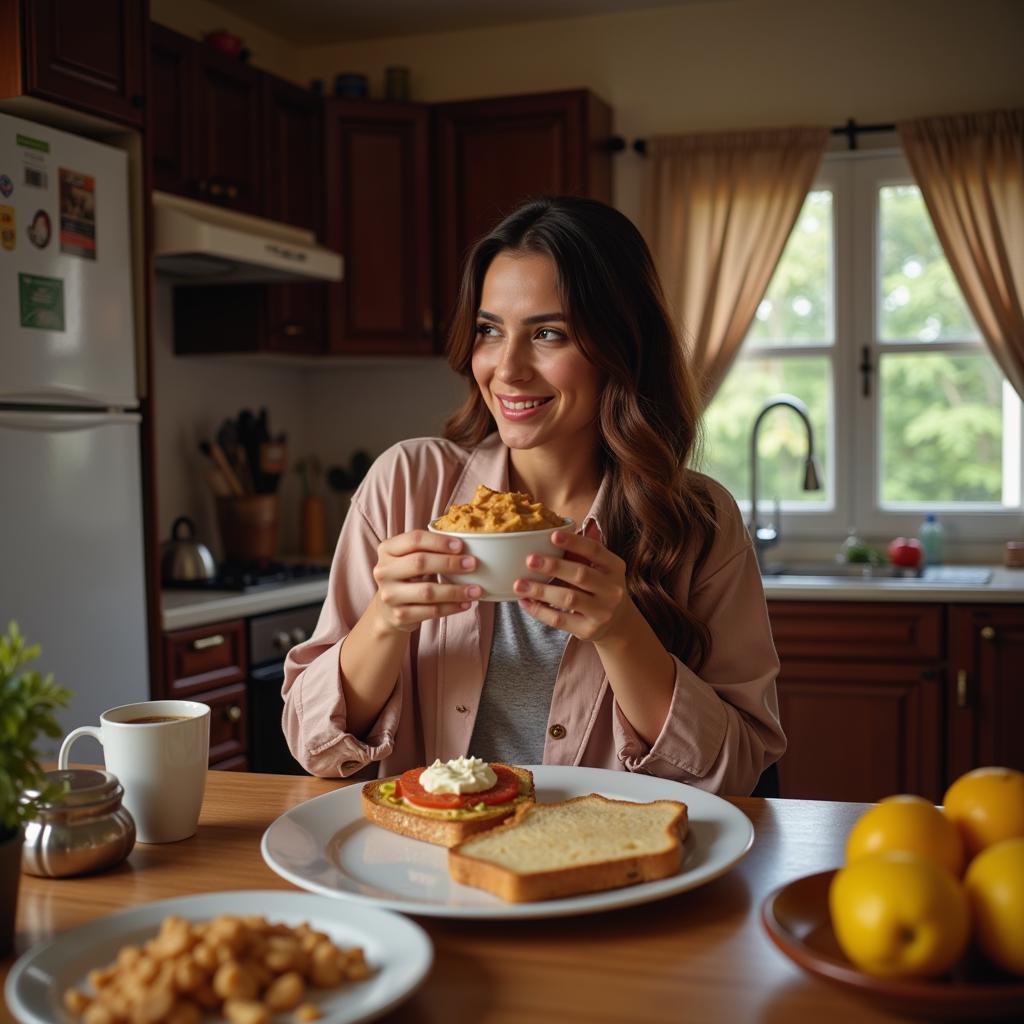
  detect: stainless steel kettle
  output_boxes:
[161,516,217,583]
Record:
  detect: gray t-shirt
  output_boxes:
[468,600,567,764]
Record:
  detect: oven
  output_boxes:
[247,603,322,775]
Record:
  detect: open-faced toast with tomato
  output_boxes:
[361,757,535,848]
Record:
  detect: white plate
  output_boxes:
[261,765,754,920]
[4,890,432,1024]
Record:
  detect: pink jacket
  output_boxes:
[282,434,785,795]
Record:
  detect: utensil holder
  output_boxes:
[216,494,279,562]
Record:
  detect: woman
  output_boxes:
[283,196,784,795]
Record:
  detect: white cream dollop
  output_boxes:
[419,756,497,795]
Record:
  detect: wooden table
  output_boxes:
[1,771,910,1023]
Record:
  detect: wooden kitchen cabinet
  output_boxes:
[149,23,192,195]
[947,604,1024,779]
[433,89,613,333]
[0,0,146,127]
[263,72,327,353]
[324,99,434,355]
[769,602,945,803]
[161,620,250,770]
[148,23,263,214]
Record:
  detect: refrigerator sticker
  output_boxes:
[23,165,47,189]
[27,209,51,249]
[59,168,96,259]
[0,174,12,197]
[0,204,14,251]
[16,133,50,154]
[18,273,65,331]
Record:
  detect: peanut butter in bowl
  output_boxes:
[427,485,573,601]
[432,484,565,534]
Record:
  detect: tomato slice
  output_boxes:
[396,764,522,810]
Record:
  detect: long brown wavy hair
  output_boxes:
[443,196,718,670]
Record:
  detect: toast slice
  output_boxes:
[447,793,688,902]
[361,764,534,848]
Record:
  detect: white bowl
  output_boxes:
[427,518,574,601]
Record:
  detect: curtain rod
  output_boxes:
[614,119,897,155]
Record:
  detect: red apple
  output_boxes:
[888,537,924,568]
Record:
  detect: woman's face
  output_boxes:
[472,251,603,457]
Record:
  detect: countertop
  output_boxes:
[2,770,912,1024]
[161,564,1024,631]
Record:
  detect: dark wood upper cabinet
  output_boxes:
[1,0,146,126]
[191,44,263,214]
[433,89,613,331]
[263,74,323,231]
[149,23,192,195]
[324,99,433,355]
[948,604,1024,778]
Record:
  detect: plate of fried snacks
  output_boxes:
[4,890,432,1024]
[262,765,755,920]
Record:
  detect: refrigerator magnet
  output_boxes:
[18,272,65,331]
[27,209,51,249]
[59,168,96,260]
[0,204,14,251]
[0,174,12,197]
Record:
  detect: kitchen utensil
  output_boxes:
[204,440,245,496]
[761,869,1024,1020]
[20,768,135,877]
[160,516,217,584]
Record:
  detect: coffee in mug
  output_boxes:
[58,700,210,844]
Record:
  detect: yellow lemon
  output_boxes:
[964,837,1024,976]
[846,794,965,877]
[829,852,970,979]
[943,767,1024,859]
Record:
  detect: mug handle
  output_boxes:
[58,726,103,770]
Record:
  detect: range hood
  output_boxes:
[153,191,343,284]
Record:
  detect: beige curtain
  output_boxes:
[644,127,828,404]
[898,110,1024,399]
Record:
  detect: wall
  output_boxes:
[151,0,1024,556]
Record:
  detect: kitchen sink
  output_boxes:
[762,563,993,585]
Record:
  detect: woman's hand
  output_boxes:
[513,527,633,643]
[372,530,481,632]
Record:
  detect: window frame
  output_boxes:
[726,148,1023,544]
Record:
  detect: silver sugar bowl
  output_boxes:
[21,768,135,877]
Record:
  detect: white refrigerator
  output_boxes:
[0,111,149,744]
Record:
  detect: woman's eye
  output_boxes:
[475,323,499,338]
[536,328,566,342]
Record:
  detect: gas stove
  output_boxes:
[165,560,330,593]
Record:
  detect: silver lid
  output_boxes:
[20,768,123,810]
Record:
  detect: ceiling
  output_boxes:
[204,0,717,44]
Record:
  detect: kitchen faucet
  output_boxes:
[748,394,822,568]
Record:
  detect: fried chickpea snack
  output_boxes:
[432,484,564,533]
[62,914,370,1024]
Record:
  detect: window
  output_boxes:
[701,150,1022,543]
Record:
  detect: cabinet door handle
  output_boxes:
[193,633,225,651]
[956,668,968,708]
[980,626,996,640]
[225,704,243,722]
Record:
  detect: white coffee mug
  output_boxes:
[58,700,211,844]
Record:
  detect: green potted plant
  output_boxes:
[0,621,71,954]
